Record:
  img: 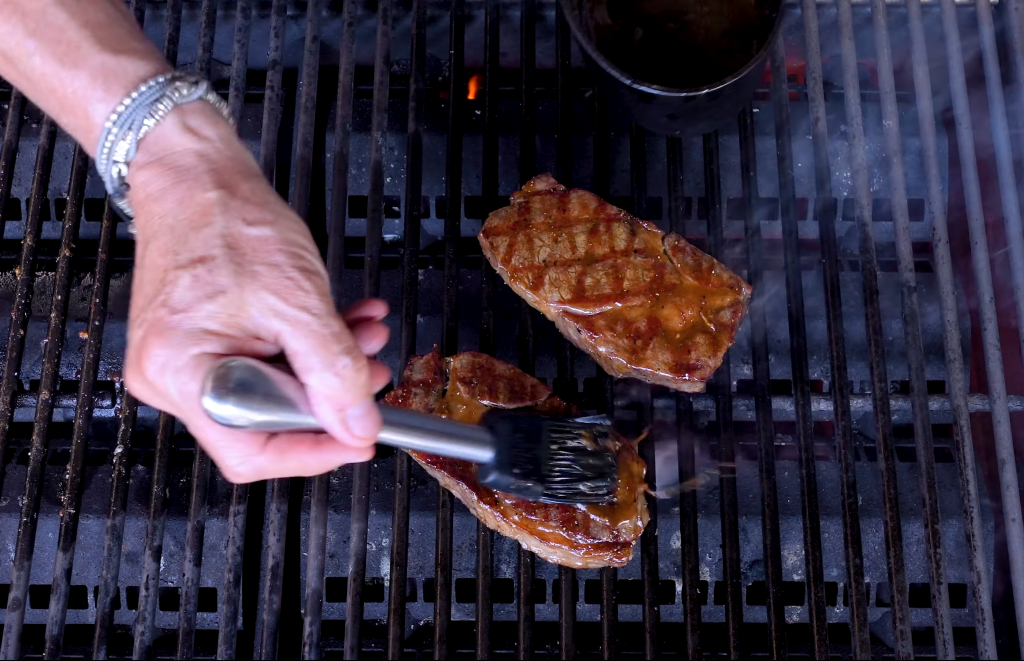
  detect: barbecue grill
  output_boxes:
[0,0,1022,657]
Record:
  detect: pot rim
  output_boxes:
[559,0,787,98]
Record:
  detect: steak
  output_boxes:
[384,348,649,569]
[478,174,752,392]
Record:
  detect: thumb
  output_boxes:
[269,311,383,448]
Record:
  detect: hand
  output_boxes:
[121,102,391,483]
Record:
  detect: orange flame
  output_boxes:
[467,74,481,100]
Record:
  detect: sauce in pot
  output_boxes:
[582,0,779,90]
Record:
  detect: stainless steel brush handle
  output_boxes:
[200,356,496,464]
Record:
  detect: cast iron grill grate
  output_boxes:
[0,0,1022,658]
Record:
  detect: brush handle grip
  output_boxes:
[200,356,497,464]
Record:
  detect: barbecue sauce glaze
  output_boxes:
[385,349,649,569]
[479,175,752,392]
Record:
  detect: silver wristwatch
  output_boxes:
[95,71,234,233]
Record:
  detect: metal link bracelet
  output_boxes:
[95,71,233,234]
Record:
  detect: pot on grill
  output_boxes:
[560,0,786,136]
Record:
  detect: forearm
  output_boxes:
[0,0,264,234]
[0,0,171,156]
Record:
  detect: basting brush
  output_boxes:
[199,356,619,505]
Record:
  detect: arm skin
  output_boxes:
[0,0,392,481]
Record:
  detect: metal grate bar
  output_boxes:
[133,412,175,660]
[553,17,574,421]
[869,0,955,654]
[0,88,22,246]
[40,145,91,660]
[796,9,914,656]
[256,0,329,654]
[555,9,576,660]
[625,124,659,660]
[801,2,874,649]
[225,0,252,127]
[838,0,930,654]
[93,11,151,654]
[442,0,465,360]
[703,129,743,658]
[806,2,905,658]
[519,0,536,190]
[905,0,997,654]
[558,566,575,658]
[92,241,140,660]
[517,545,535,659]
[740,99,787,658]
[386,0,426,655]
[668,135,701,660]
[0,89,26,492]
[216,2,256,657]
[479,0,499,359]
[516,0,536,377]
[257,0,286,182]
[435,4,465,658]
[218,481,249,660]
[398,0,426,397]
[93,393,140,660]
[222,2,284,657]
[255,478,289,659]
[343,0,392,657]
[797,4,873,657]
[194,0,217,77]
[1006,0,1024,149]
[591,91,616,661]
[177,5,221,655]
[975,0,1024,419]
[973,0,1024,650]
[554,1,572,189]
[476,0,501,655]
[290,0,323,223]
[516,2,537,655]
[163,0,182,71]
[300,1,330,657]
[553,0,574,395]
[131,5,181,655]
[768,27,829,656]
[939,0,1024,652]
[0,115,58,659]
[434,484,455,660]
[326,0,357,295]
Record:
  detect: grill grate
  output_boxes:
[0,0,1023,658]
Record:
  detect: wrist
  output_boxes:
[125,100,262,230]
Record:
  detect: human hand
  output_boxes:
[120,102,391,483]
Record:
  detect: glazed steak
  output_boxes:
[384,348,649,569]
[478,174,752,392]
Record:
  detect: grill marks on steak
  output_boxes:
[384,348,649,569]
[479,174,753,392]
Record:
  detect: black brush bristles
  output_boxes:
[478,411,619,505]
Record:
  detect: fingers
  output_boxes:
[269,307,389,449]
[369,359,392,392]
[350,319,390,357]
[183,412,375,483]
[343,298,389,324]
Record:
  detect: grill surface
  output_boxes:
[0,0,1023,658]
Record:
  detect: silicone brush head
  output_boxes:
[476,409,619,505]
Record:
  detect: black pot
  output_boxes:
[560,0,786,137]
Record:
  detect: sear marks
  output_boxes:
[384,348,649,569]
[479,174,752,392]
